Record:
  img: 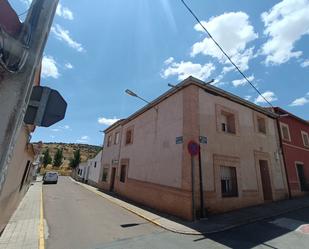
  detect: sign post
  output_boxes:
[188,141,199,221]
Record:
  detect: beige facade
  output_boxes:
[0,67,41,232]
[99,77,288,221]
[0,125,35,232]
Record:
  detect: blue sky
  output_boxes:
[10,0,309,145]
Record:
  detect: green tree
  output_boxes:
[42,148,52,167]
[69,149,81,169]
[53,148,63,167]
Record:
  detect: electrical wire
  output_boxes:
[180,0,273,107]
[18,9,29,17]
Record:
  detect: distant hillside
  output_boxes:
[32,142,101,168]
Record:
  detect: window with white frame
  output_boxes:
[301,131,309,148]
[280,123,291,141]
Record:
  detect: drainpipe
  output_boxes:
[191,155,196,221]
[198,145,205,218]
[275,116,291,199]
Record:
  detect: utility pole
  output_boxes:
[0,0,59,193]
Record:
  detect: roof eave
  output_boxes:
[104,76,278,133]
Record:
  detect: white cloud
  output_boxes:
[42,56,60,79]
[63,125,70,129]
[254,91,278,104]
[191,12,258,71]
[301,59,309,68]
[244,95,252,101]
[20,0,32,7]
[164,57,174,65]
[64,63,73,69]
[232,75,254,87]
[51,24,84,52]
[98,117,119,126]
[22,1,74,21]
[261,0,309,65]
[76,135,89,143]
[56,3,74,20]
[51,128,60,132]
[161,60,215,81]
[289,97,309,106]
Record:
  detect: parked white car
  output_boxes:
[43,172,58,184]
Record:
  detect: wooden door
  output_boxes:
[259,160,273,201]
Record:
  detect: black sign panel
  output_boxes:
[24,86,67,127]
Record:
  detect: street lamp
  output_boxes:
[125,89,151,105]
[168,83,178,89]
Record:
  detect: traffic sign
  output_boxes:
[188,141,199,156]
[176,136,183,144]
[24,86,67,127]
[199,136,208,144]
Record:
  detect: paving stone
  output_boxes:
[0,182,42,249]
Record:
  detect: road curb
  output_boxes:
[39,187,45,249]
[68,177,201,235]
[69,177,309,235]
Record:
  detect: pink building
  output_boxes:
[99,77,288,220]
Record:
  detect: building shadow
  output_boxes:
[96,188,309,248]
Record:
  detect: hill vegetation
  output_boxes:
[32,142,101,168]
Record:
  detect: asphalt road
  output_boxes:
[43,176,309,249]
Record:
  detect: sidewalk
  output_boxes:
[72,178,309,235]
[0,179,43,249]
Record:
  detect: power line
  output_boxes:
[180,0,273,107]
[18,9,29,17]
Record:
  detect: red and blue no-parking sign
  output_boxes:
[187,141,199,156]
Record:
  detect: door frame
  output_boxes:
[254,151,274,201]
[295,161,306,192]
[259,159,273,201]
[109,167,116,192]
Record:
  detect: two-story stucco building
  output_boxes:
[99,76,288,221]
[272,107,309,197]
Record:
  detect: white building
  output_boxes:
[87,150,102,187]
[76,150,102,187]
[77,162,88,182]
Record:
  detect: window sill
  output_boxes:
[257,131,267,135]
[221,195,239,198]
[282,138,291,143]
[219,131,238,137]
